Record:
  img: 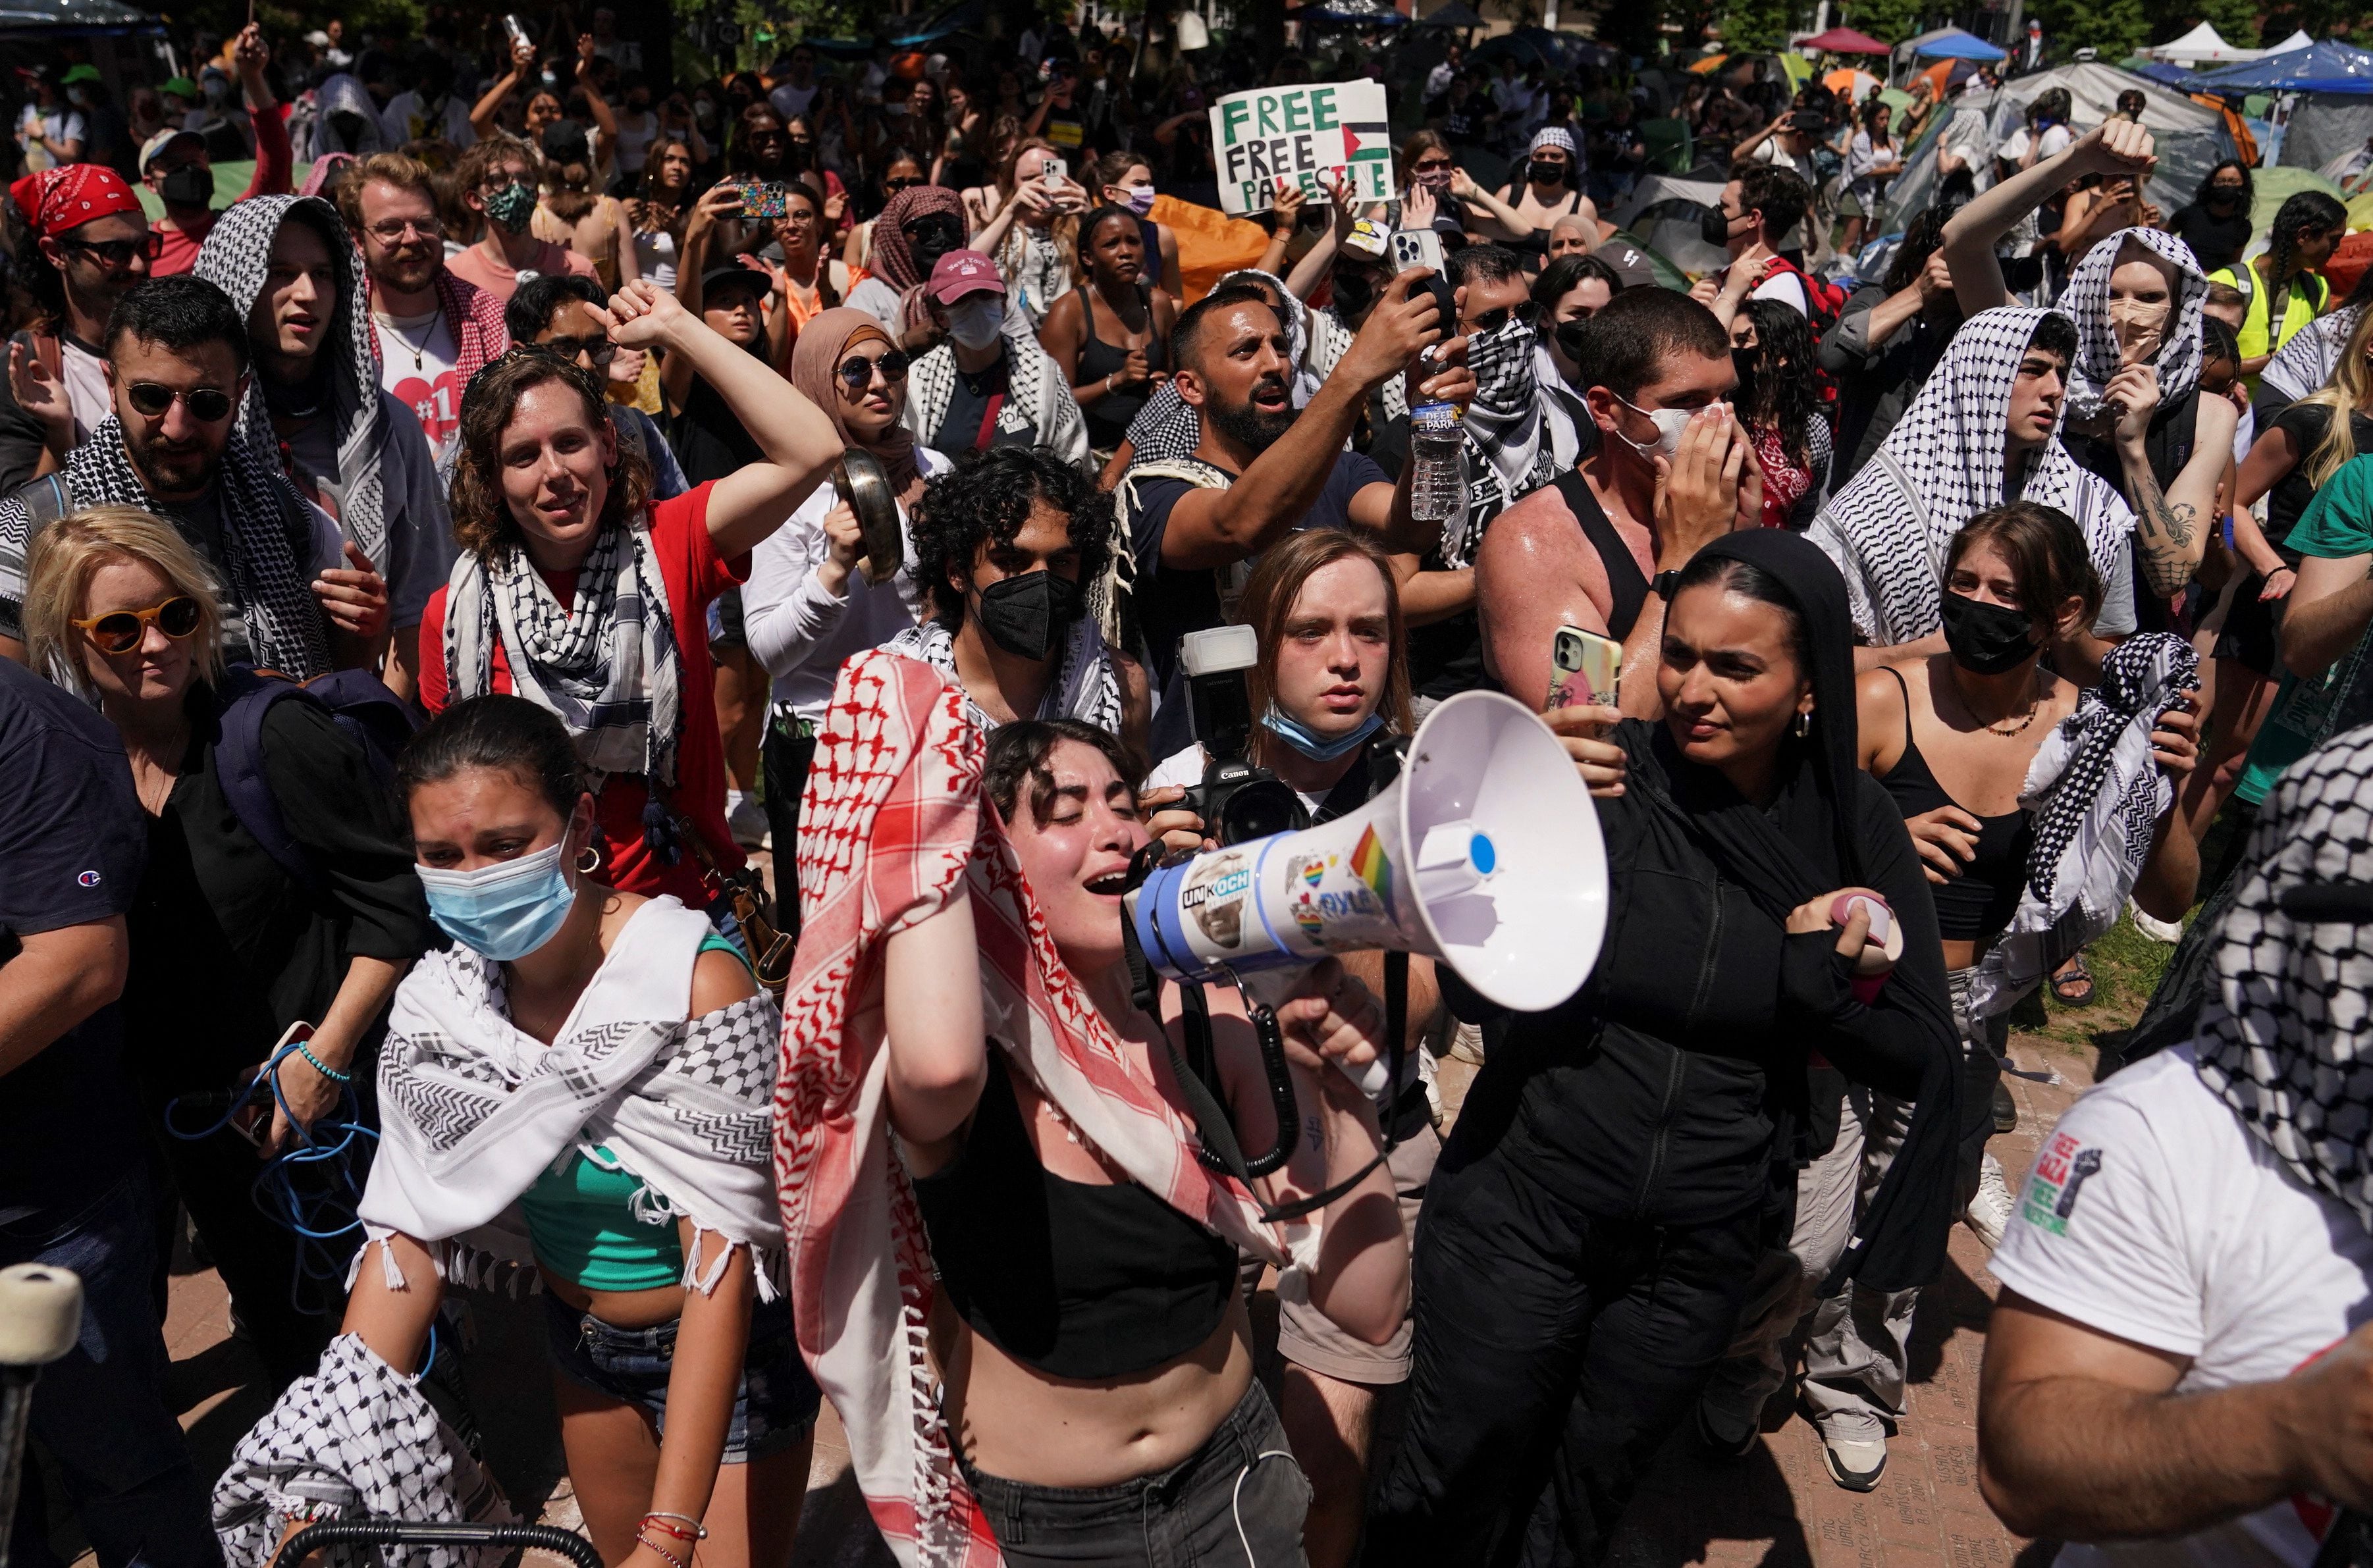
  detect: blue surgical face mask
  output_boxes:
[1263,705,1384,763]
[416,841,577,961]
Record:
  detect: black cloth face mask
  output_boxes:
[977,569,1083,662]
[1938,590,2040,675]
[160,163,214,209]
[1701,204,1734,248]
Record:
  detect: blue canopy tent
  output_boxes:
[1910,28,2008,62]
[887,0,982,47]
[2188,39,2373,95]
[2131,61,2195,88]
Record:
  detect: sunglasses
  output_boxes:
[1468,300,1541,334]
[838,350,910,390]
[62,231,165,266]
[125,381,237,421]
[884,176,922,192]
[541,332,618,367]
[74,595,202,654]
[1411,158,1454,174]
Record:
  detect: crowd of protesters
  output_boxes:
[7,11,2373,1568]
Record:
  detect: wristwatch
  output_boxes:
[1651,569,1684,601]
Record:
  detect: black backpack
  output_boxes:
[214,664,418,893]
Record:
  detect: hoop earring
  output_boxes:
[577,847,601,874]
[1794,710,1812,739]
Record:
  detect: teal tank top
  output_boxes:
[518,932,752,1292]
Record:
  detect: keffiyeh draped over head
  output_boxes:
[2196,723,2373,1236]
[1962,632,2199,1018]
[2060,227,2207,423]
[306,74,389,159]
[774,651,1314,1568]
[1807,307,2096,646]
[196,196,392,573]
[869,184,968,293]
[0,414,333,677]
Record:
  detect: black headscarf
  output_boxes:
[1621,529,1961,1292]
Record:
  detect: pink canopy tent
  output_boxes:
[1800,25,1893,55]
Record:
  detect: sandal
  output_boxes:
[2050,953,2095,1007]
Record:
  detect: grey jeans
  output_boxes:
[1701,967,2003,1441]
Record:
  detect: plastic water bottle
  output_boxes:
[1408,402,1466,526]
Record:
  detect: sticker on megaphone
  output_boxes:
[1127,690,1612,1095]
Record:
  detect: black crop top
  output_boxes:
[911,1052,1240,1380]
[1874,668,2034,942]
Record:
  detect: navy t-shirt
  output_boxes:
[0,655,146,1236]
[1129,448,1392,696]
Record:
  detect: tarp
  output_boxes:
[1877,63,2234,234]
[2191,39,2373,96]
[0,0,159,34]
[1801,26,1891,55]
[130,159,315,217]
[2145,22,2260,65]
[1611,172,1730,276]
[1907,28,2006,63]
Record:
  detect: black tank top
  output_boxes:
[1076,280,1166,451]
[1874,667,2033,941]
[911,1052,1239,1380]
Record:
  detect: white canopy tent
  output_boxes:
[2263,30,2315,55]
[2145,22,2262,66]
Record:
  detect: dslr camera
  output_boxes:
[1177,627,1308,847]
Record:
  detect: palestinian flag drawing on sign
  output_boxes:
[1341,122,1393,163]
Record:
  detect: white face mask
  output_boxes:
[1612,393,1695,461]
[947,298,1004,350]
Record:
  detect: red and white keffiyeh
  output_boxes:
[774,650,1302,1568]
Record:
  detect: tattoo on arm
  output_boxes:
[2132,476,2202,596]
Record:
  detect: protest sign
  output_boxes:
[1208,80,1395,216]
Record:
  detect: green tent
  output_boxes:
[130,159,316,219]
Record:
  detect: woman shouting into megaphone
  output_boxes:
[774,651,1407,1568]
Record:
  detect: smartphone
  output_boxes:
[1547,624,1620,711]
[1042,155,1067,188]
[740,180,789,220]
[1389,226,1457,334]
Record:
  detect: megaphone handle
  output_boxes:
[1236,965,1397,1102]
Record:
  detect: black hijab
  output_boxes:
[1622,529,1961,1292]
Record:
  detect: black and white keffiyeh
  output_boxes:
[442,519,683,787]
[1461,316,1553,514]
[215,1334,513,1568]
[196,196,391,573]
[1807,307,2121,646]
[2264,303,2363,407]
[1962,631,2199,1019]
[903,327,1090,469]
[2059,227,2207,424]
[1121,268,1331,466]
[2195,723,2373,1236]
[358,896,785,1297]
[0,413,333,677]
[882,613,1123,735]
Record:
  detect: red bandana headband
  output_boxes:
[9,165,144,239]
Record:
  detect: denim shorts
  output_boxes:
[960,1378,1312,1567]
[541,1288,820,1462]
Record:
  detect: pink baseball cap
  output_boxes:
[928,249,1007,304]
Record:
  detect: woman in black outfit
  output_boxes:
[1369,529,1960,1565]
[1037,204,1177,461]
[24,506,429,1385]
[2165,160,2254,275]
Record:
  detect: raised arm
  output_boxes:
[1283,174,1356,302]
[663,186,742,411]
[604,278,843,556]
[1449,167,1535,244]
[572,35,618,145]
[232,24,291,198]
[1940,119,2156,319]
[2108,367,2231,596]
[472,36,537,140]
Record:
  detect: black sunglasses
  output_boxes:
[838,350,910,390]
[125,381,236,421]
[75,594,202,654]
[1468,300,1541,334]
[884,176,922,193]
[63,231,165,266]
[541,332,618,367]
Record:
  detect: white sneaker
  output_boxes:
[1966,1153,2015,1251]
[728,794,770,851]
[1821,1432,1887,1492]
[2129,897,2183,943]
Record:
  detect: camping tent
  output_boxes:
[2190,39,2373,170]
[1902,27,2006,63]
[0,0,157,34]
[1611,172,1730,276]
[2145,22,2260,66]
[1800,25,1891,55]
[1877,63,2235,234]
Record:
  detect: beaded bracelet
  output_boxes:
[641,1513,707,1542]
[295,1041,352,1085]
[633,1529,688,1568]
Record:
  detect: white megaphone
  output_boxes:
[1125,689,1610,1098]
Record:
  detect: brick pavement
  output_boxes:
[96,1030,2102,1568]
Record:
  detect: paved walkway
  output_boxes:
[109,1029,2103,1568]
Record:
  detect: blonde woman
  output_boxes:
[24,505,429,1385]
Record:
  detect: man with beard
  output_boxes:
[339,151,510,483]
[1119,269,1471,748]
[1,165,154,492]
[0,276,386,678]
[901,250,1088,468]
[196,196,450,698]
[142,23,291,278]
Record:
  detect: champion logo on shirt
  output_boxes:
[76,869,101,887]
[2021,1131,2104,1236]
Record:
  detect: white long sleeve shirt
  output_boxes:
[741,448,946,719]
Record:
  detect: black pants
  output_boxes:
[761,721,819,941]
[156,1118,345,1386]
[1366,1142,1763,1568]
